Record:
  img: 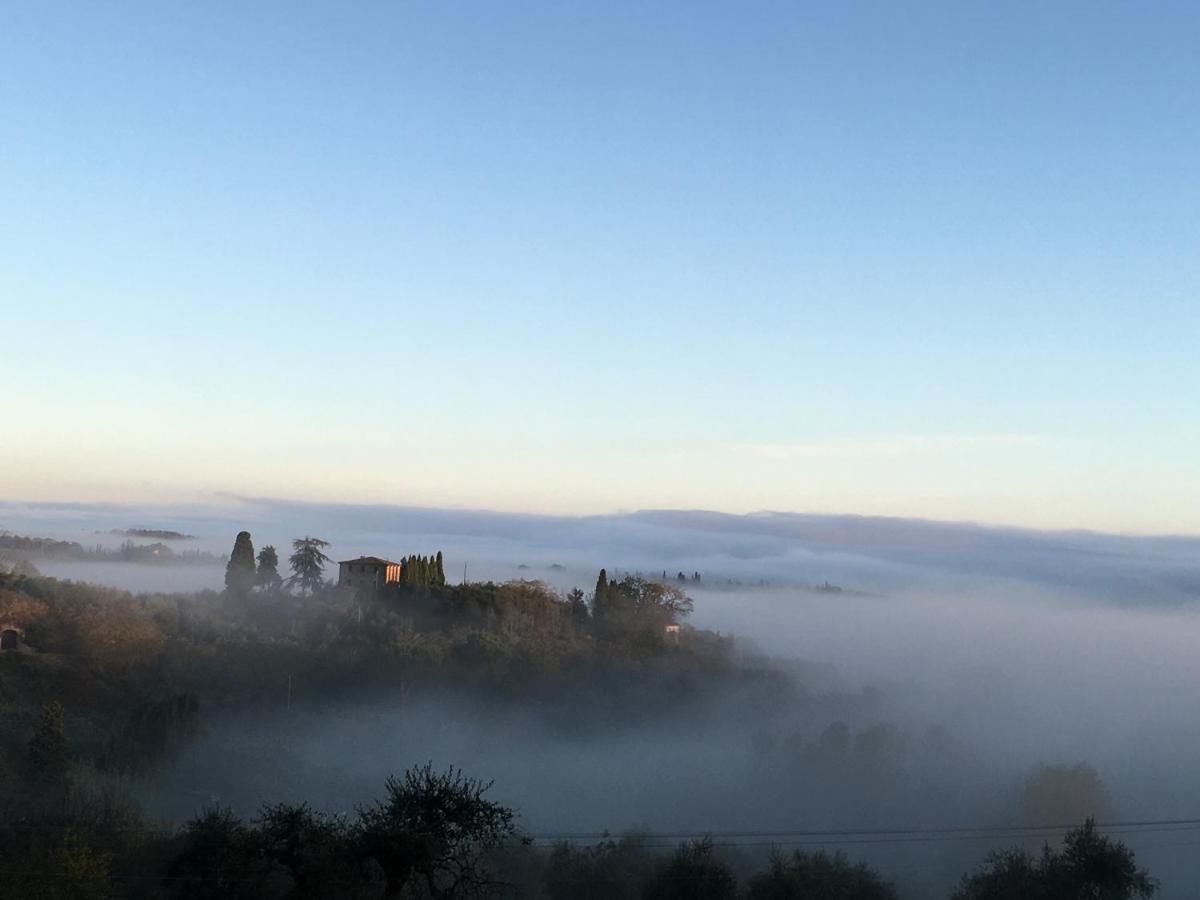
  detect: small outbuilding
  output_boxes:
[0,624,25,652]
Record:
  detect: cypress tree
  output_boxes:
[225,531,256,597]
[436,551,445,586]
[594,569,609,616]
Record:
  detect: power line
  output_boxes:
[9,816,1200,844]
[524,817,1200,844]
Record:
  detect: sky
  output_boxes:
[2,1,1198,533]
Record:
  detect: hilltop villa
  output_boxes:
[338,557,403,593]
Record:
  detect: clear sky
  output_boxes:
[3,1,1198,533]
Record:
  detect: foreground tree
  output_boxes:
[543,833,655,900]
[255,802,356,896]
[167,807,269,898]
[746,849,898,900]
[166,765,518,898]
[254,545,283,594]
[644,838,737,900]
[952,819,1157,900]
[288,537,332,596]
[42,834,113,900]
[355,762,518,898]
[224,531,256,597]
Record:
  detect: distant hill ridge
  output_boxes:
[106,528,194,540]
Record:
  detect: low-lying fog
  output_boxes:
[4,497,1200,895]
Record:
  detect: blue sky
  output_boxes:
[3,2,1198,532]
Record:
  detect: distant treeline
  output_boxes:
[105,528,194,540]
[0,532,223,566]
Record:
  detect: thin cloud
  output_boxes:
[732,434,1061,462]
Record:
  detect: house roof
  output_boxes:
[339,556,400,566]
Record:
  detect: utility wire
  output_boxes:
[524,817,1200,843]
[9,816,1200,844]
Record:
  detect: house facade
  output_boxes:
[338,556,402,593]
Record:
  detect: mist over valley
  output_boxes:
[3,498,1198,895]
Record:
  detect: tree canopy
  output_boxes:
[645,838,737,900]
[287,537,331,596]
[356,763,518,897]
[746,849,899,900]
[255,545,282,594]
[952,819,1157,900]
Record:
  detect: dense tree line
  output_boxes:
[108,529,194,540]
[592,569,693,627]
[0,727,1157,900]
[397,550,447,588]
[0,531,222,565]
[224,533,333,598]
[0,558,733,789]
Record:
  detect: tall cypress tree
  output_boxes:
[435,551,445,586]
[594,568,609,616]
[225,531,256,597]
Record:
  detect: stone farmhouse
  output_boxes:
[337,556,403,593]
